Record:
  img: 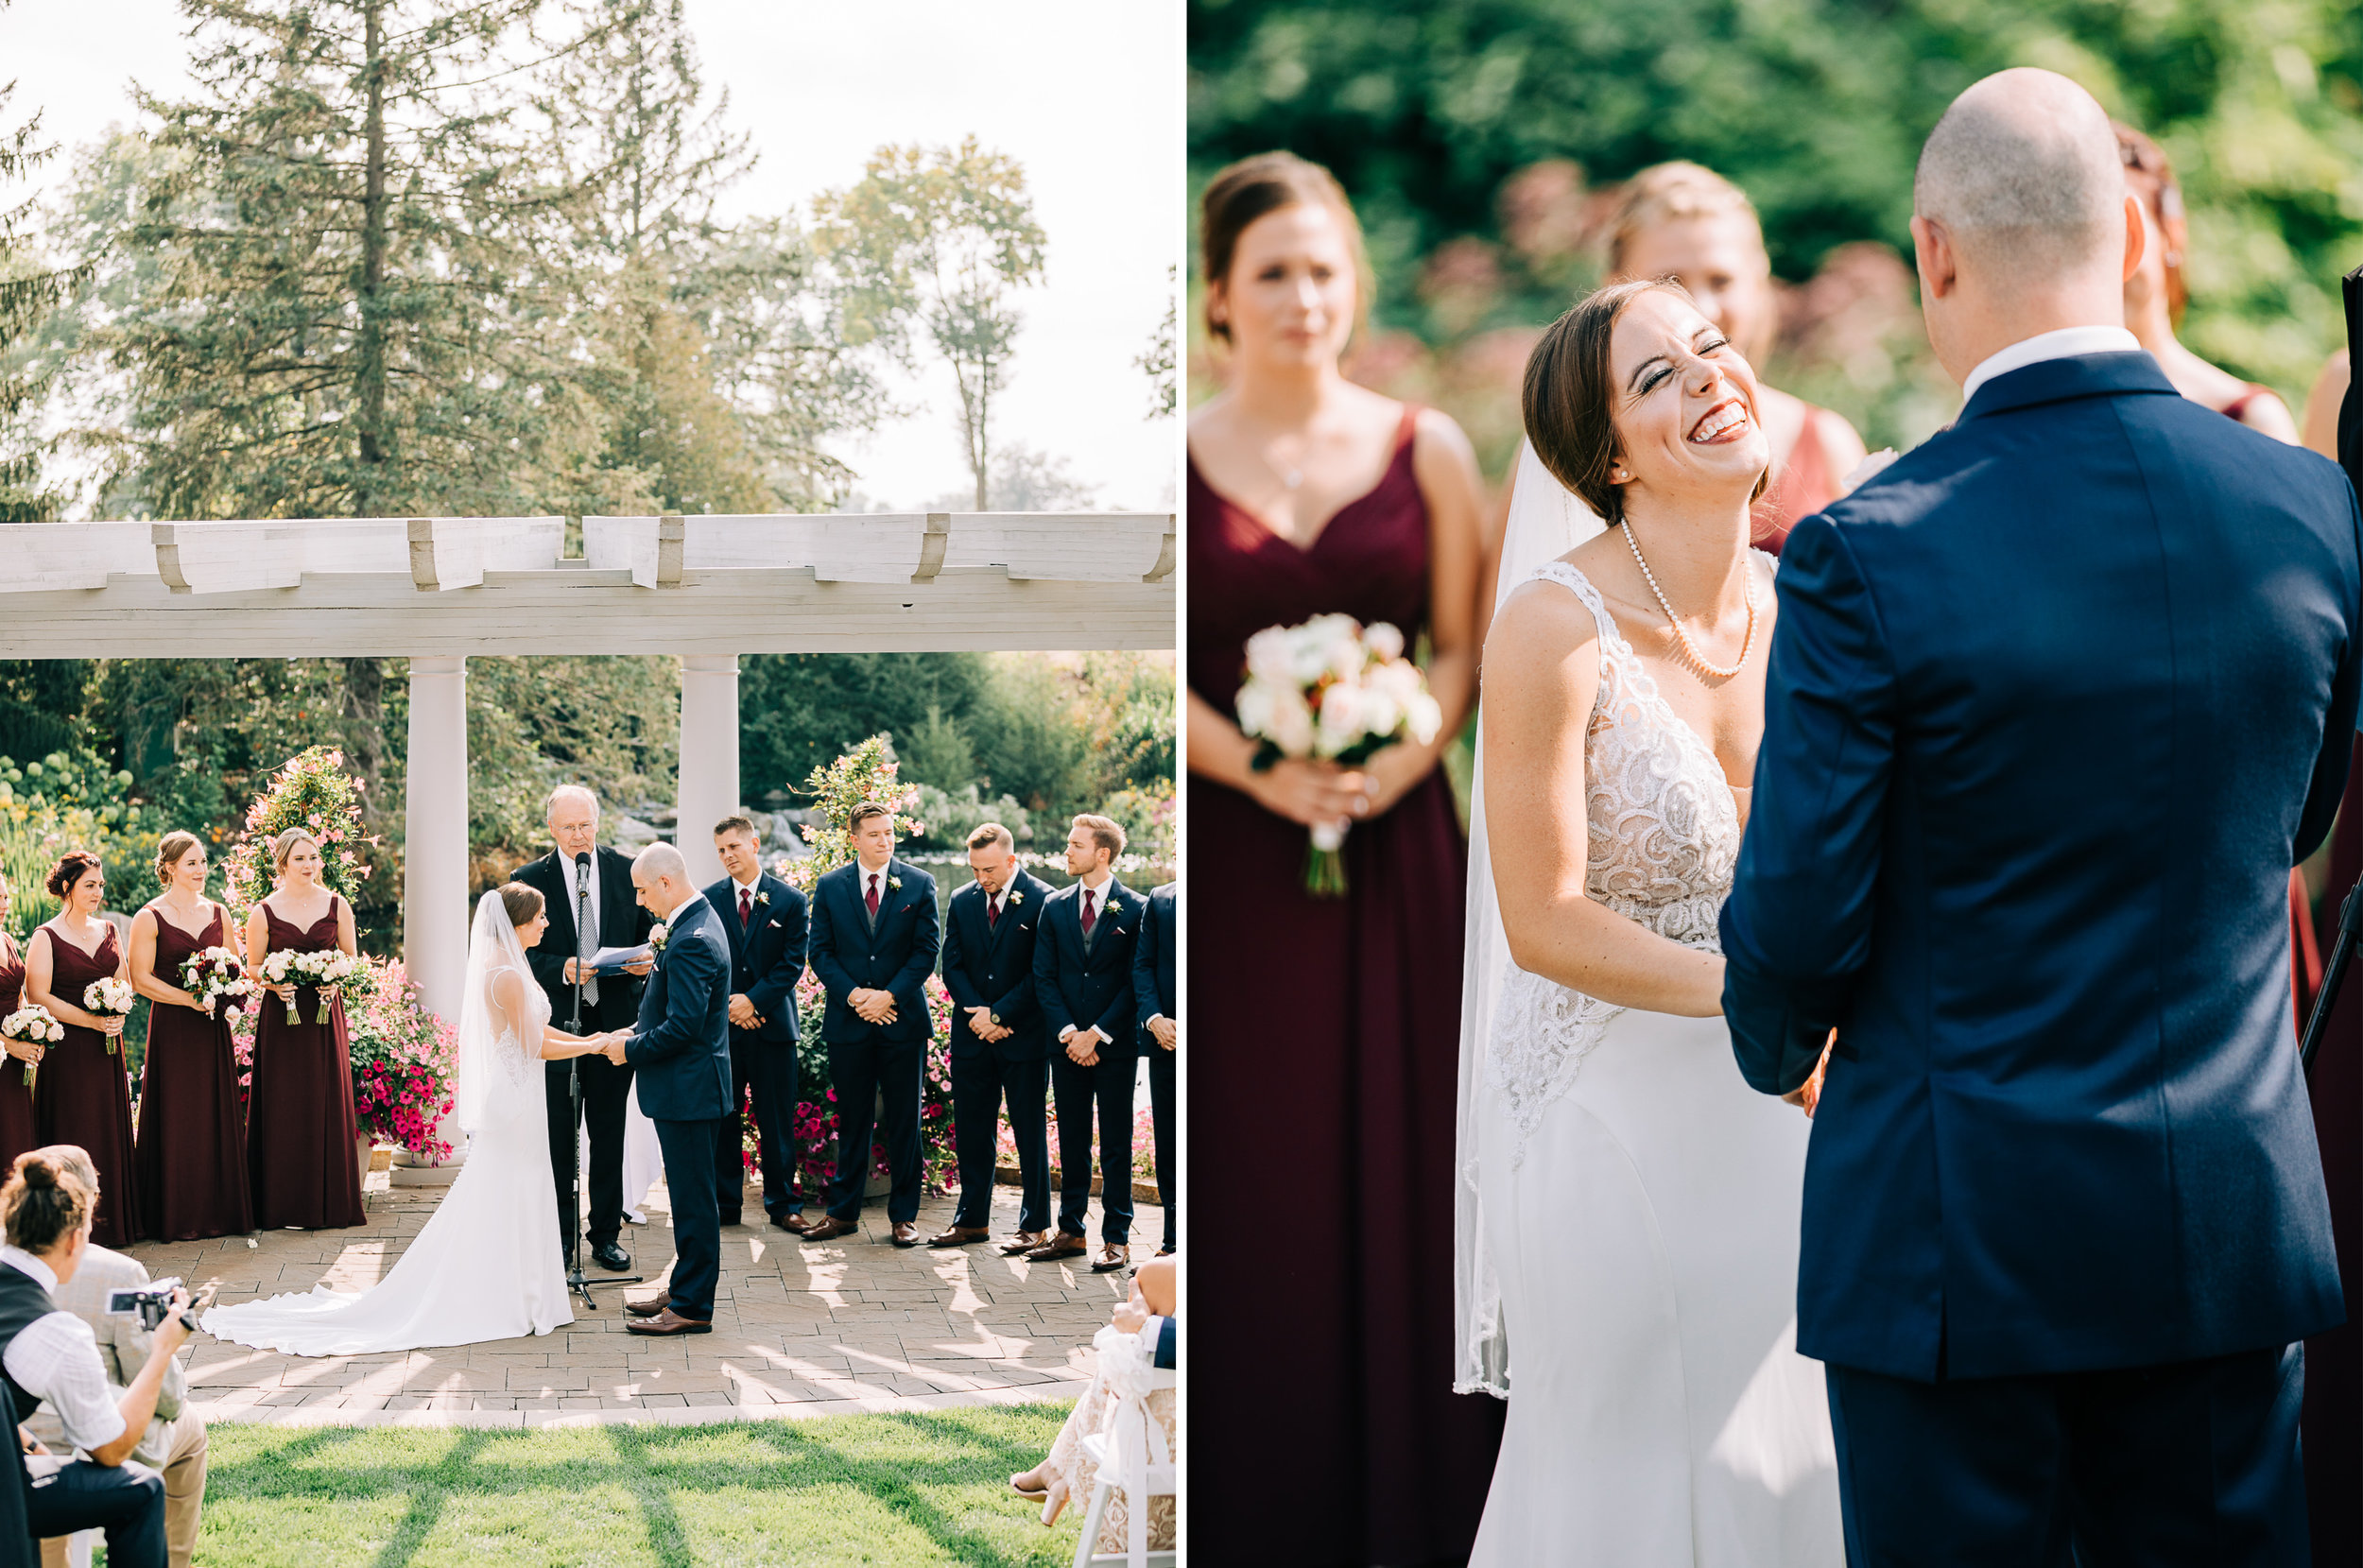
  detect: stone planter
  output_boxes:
[357,1135,373,1185]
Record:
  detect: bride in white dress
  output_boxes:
[1456,280,1840,1563]
[205,884,612,1354]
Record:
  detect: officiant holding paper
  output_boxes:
[513,785,655,1272]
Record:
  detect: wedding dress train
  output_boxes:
[1466,560,1839,1565]
[204,895,573,1354]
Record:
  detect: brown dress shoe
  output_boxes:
[1090,1243,1130,1273]
[890,1221,920,1248]
[798,1215,859,1242]
[623,1293,669,1318]
[626,1308,713,1335]
[998,1230,1048,1256]
[1024,1231,1088,1263]
[770,1212,812,1235]
[928,1225,991,1248]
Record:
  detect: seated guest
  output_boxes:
[1132,881,1177,1257]
[801,802,940,1247]
[936,823,1057,1252]
[702,816,809,1232]
[22,1147,204,1568]
[0,1150,185,1568]
[1012,1254,1179,1547]
[1029,816,1142,1272]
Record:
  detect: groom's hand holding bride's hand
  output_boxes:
[600,1031,630,1065]
[1781,1031,1837,1118]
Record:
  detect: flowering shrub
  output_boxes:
[770,735,923,900]
[226,955,455,1160]
[0,751,169,939]
[221,747,377,917]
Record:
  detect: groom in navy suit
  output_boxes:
[800,801,940,1248]
[608,843,734,1335]
[702,815,809,1232]
[1723,70,2361,1564]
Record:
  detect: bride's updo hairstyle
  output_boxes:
[2,1150,92,1253]
[499,882,544,928]
[1199,151,1371,350]
[270,827,321,876]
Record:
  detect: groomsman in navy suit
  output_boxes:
[800,801,940,1248]
[934,822,1058,1251]
[1133,880,1177,1256]
[702,815,809,1233]
[1029,815,1141,1273]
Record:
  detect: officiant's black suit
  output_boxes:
[940,869,1057,1232]
[808,857,940,1226]
[1033,877,1140,1244]
[700,870,808,1226]
[514,846,653,1257]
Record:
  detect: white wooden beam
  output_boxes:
[405,517,565,590]
[0,522,154,593]
[940,511,1173,582]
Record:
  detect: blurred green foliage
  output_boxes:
[1190,0,2363,454]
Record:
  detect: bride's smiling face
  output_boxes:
[1606,289,1770,508]
[515,906,549,949]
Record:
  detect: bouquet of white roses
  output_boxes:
[1235,613,1445,896]
[287,949,360,1025]
[179,945,252,1018]
[0,1006,61,1090]
[81,976,135,1056]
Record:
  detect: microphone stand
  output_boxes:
[566,851,641,1311]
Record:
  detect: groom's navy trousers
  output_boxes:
[1723,351,2362,1564]
[624,897,734,1320]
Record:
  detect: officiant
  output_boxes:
[512,785,654,1273]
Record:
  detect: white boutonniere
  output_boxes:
[1840,447,1900,493]
[754,890,769,907]
[1008,889,1025,905]
[888,875,903,891]
[648,922,669,952]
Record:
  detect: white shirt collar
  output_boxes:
[858,859,892,884]
[1959,325,2140,407]
[0,1246,58,1293]
[1078,869,1114,896]
[662,887,703,924]
[730,870,761,893]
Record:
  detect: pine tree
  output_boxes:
[0,0,95,525]
[108,0,615,521]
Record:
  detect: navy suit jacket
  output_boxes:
[807,858,940,1045]
[701,872,808,1046]
[1722,351,2361,1382]
[1033,878,1141,1053]
[624,894,734,1122]
[940,870,1056,1061]
[1133,881,1177,1053]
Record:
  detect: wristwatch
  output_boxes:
[988,1011,1003,1028]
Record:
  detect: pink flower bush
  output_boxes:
[222,747,378,917]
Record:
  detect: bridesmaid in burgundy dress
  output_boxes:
[0,874,40,1172]
[22,850,144,1247]
[243,827,367,1232]
[129,831,255,1240]
[1186,153,1498,1566]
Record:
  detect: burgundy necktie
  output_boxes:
[987,893,1000,930]
[738,887,752,932]
[866,873,881,919]
[1080,887,1096,937]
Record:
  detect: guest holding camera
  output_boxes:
[0,1150,185,1568]
[20,1147,205,1568]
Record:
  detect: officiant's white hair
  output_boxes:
[1916,68,2123,284]
[543,784,598,821]
[633,842,689,885]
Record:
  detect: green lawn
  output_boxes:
[159,1406,1084,1567]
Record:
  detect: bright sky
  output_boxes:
[0,0,1182,512]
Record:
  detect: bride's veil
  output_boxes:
[1453,436,1606,1396]
[456,889,537,1135]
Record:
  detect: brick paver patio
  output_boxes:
[129,1168,1147,1427]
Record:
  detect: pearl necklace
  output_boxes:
[1619,523,1758,681]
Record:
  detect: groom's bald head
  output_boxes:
[1916,69,2125,289]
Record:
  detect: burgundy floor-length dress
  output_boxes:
[33,924,144,1247]
[0,934,37,1176]
[133,905,254,1240]
[1188,410,1503,1566]
[247,900,366,1231]
[2303,739,2362,1568]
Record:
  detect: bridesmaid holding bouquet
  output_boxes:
[129,831,255,1240]
[0,873,39,1171]
[243,827,367,1232]
[21,850,145,1246]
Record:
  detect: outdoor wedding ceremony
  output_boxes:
[1190,2,2363,1567]
[0,0,1182,1564]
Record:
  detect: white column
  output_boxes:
[400,655,469,1176]
[676,655,741,887]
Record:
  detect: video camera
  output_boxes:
[105,1278,211,1333]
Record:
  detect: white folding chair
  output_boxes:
[1070,1365,1178,1568]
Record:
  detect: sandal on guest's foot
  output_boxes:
[1040,1480,1069,1527]
[1009,1468,1047,1501]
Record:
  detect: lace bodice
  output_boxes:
[1487,556,1764,1163]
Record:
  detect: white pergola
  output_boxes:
[0,508,1174,1064]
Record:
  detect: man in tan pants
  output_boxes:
[23,1147,206,1568]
